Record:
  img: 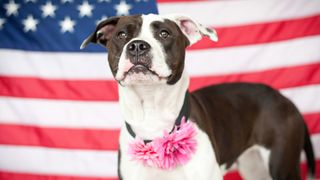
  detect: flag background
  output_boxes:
[0,0,320,179]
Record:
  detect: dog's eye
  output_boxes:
[117,31,127,39]
[159,30,170,39]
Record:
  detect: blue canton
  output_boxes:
[0,0,158,52]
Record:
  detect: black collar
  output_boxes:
[125,91,190,144]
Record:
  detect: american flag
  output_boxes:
[0,0,319,179]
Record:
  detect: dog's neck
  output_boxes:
[118,71,189,139]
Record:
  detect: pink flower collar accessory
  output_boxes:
[125,92,197,170]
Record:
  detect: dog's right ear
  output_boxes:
[80,16,120,49]
[164,14,218,46]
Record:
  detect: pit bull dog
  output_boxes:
[81,14,315,180]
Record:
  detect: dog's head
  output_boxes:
[81,14,217,86]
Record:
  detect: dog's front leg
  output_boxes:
[183,128,224,180]
[211,164,224,180]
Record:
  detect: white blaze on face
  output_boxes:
[138,14,172,78]
[115,14,172,85]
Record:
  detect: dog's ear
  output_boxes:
[80,16,120,49]
[165,14,218,46]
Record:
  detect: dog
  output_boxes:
[81,14,315,180]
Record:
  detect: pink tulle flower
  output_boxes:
[128,117,197,170]
[128,138,160,167]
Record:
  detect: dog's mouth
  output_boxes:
[123,64,163,78]
[119,64,169,85]
[128,64,155,74]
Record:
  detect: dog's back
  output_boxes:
[190,82,315,179]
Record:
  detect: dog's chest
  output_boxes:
[119,123,222,180]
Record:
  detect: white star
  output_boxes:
[59,16,76,33]
[0,18,6,29]
[4,0,20,16]
[114,1,132,16]
[98,0,111,2]
[41,1,57,18]
[22,15,39,32]
[96,15,108,25]
[61,0,73,3]
[25,0,36,3]
[77,1,94,17]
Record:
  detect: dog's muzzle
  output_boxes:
[126,40,152,73]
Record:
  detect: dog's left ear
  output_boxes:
[165,14,218,46]
[80,16,120,49]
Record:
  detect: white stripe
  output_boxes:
[282,85,320,114]
[1,134,320,177]
[0,50,112,80]
[309,134,320,159]
[186,36,320,77]
[1,36,319,79]
[158,0,320,27]
[0,85,319,128]
[0,97,123,129]
[0,145,117,177]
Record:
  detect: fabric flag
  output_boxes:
[0,0,319,179]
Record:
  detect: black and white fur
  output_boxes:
[81,13,315,180]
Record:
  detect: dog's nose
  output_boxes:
[127,40,151,56]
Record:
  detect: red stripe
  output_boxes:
[0,113,318,150]
[0,171,116,180]
[188,14,320,50]
[1,63,319,101]
[0,77,119,101]
[0,160,319,180]
[305,112,320,135]
[190,62,320,91]
[0,124,120,150]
